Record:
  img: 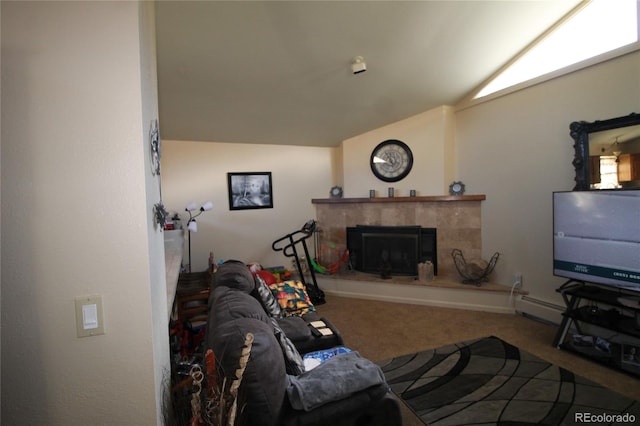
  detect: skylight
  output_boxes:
[475,0,639,99]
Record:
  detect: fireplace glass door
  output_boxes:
[347,225,437,276]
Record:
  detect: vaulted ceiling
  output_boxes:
[155,1,582,147]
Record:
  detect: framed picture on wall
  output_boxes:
[621,343,640,368]
[227,172,273,210]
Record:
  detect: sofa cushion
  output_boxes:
[281,383,397,426]
[286,351,386,411]
[276,317,312,342]
[208,286,271,330]
[206,317,287,426]
[216,260,255,293]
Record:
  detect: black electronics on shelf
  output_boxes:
[554,280,640,377]
[272,220,326,305]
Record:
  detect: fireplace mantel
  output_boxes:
[312,195,485,204]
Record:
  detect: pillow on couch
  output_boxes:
[270,317,305,375]
[286,351,386,411]
[255,269,278,285]
[254,274,283,318]
[269,280,316,317]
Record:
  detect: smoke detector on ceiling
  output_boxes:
[351,56,367,75]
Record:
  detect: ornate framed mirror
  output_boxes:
[571,112,640,190]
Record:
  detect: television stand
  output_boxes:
[554,281,640,376]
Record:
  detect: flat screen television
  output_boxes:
[553,190,640,294]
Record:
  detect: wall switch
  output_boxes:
[75,295,105,338]
[82,303,98,329]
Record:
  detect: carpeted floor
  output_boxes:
[315,295,640,425]
[378,336,640,425]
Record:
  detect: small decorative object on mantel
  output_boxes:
[449,181,466,196]
[451,249,500,286]
[329,186,343,198]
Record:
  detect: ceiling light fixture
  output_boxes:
[602,137,623,157]
[351,56,367,75]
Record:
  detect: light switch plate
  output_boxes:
[75,295,105,338]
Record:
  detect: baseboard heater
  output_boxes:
[515,295,564,326]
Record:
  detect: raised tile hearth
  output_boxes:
[315,272,526,314]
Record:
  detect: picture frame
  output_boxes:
[227,172,273,210]
[621,343,640,368]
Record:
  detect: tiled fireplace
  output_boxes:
[312,195,485,279]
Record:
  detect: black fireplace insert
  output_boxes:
[346,225,437,276]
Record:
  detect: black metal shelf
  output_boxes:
[561,308,640,339]
[554,281,640,377]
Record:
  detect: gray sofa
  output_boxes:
[205,260,402,426]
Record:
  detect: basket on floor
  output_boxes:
[451,249,500,286]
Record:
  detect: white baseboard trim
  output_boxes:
[317,277,516,314]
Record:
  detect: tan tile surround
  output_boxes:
[312,195,485,279]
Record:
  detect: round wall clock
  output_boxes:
[370,139,413,182]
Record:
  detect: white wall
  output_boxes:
[161,140,336,271]
[455,51,640,306]
[342,106,456,198]
[138,2,171,423]
[1,2,166,424]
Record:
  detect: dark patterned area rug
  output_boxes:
[378,336,640,425]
